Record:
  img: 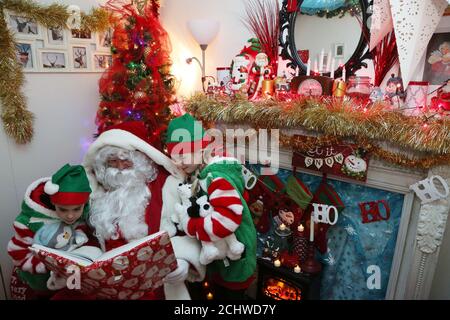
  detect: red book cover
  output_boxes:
[30,231,177,300]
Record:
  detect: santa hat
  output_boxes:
[44,164,91,205]
[83,121,185,191]
[165,113,210,155]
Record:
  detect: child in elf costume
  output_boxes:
[166,113,257,299]
[7,164,92,299]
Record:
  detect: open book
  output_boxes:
[30,231,177,299]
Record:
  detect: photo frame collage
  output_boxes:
[6,11,113,73]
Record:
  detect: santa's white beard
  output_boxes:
[89,168,151,246]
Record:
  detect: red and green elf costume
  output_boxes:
[166,114,257,291]
[7,164,91,298]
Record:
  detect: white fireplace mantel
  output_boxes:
[220,123,450,300]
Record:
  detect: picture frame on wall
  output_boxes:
[43,26,67,49]
[96,28,113,52]
[14,40,38,72]
[93,52,112,71]
[70,45,91,72]
[5,11,41,39]
[38,49,69,72]
[334,43,344,59]
[422,32,450,85]
[70,28,94,43]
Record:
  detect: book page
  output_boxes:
[70,246,104,261]
[30,244,93,267]
[96,230,166,261]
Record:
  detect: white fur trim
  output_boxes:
[228,204,244,214]
[23,178,59,219]
[83,129,186,192]
[207,156,240,165]
[164,282,191,300]
[160,175,182,237]
[44,181,59,195]
[170,236,206,283]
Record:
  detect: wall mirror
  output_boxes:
[279,0,372,78]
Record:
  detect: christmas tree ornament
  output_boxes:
[409,175,450,204]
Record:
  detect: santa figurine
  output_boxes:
[81,121,205,300]
[384,74,406,108]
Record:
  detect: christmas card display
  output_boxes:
[292,135,370,182]
[30,231,177,299]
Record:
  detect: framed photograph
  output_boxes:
[70,28,94,43]
[70,45,91,71]
[14,41,37,72]
[334,43,344,59]
[43,26,67,48]
[423,32,450,85]
[5,11,41,39]
[96,28,113,52]
[38,49,69,72]
[92,52,112,71]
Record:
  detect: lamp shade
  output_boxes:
[187,19,220,45]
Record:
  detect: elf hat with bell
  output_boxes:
[165,113,210,155]
[44,164,91,206]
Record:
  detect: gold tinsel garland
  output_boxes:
[186,94,450,155]
[0,0,110,144]
[186,94,450,169]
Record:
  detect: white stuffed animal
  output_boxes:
[173,182,192,225]
[196,195,245,265]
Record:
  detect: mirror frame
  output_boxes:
[279,0,373,78]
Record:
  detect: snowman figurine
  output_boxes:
[341,148,368,180]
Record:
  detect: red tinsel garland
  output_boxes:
[373,31,398,87]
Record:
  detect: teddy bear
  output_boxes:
[195,195,245,265]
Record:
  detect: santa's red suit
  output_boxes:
[59,122,205,300]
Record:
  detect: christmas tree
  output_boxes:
[96,0,176,149]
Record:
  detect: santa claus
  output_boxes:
[82,121,205,300]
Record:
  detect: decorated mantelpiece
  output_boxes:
[185,94,450,300]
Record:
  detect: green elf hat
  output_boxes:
[165,113,210,155]
[44,164,91,206]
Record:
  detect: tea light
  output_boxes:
[298,224,304,232]
[294,265,301,273]
[206,292,213,300]
[279,223,286,231]
[274,259,281,267]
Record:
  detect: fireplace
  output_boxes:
[256,258,321,300]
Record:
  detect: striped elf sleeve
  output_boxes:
[7,221,47,274]
[186,177,244,242]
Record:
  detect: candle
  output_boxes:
[330,58,335,79]
[319,49,324,74]
[206,292,213,300]
[298,224,304,232]
[306,59,311,76]
[342,65,346,82]
[279,223,286,231]
[313,59,318,75]
[327,49,332,72]
[294,265,301,273]
[274,259,281,267]
[310,212,314,242]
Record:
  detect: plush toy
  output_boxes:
[195,195,245,265]
[172,182,199,229]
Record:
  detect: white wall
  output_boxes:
[0,0,449,299]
